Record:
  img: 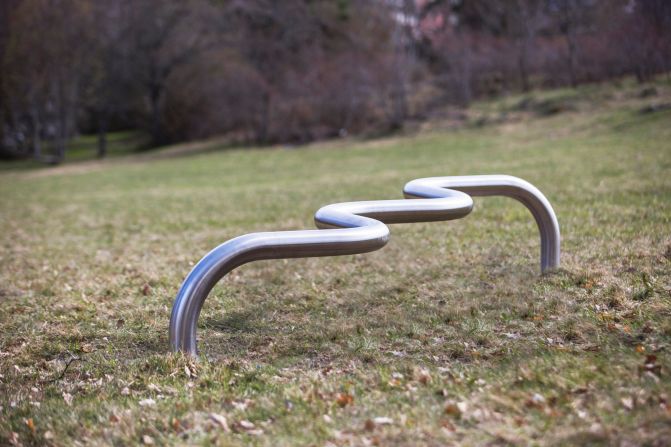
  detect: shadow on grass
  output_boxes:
[201,308,261,334]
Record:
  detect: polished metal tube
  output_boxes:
[170,175,559,355]
[403,175,560,272]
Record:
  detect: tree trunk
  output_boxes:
[30,105,42,161]
[517,1,533,93]
[390,75,408,130]
[559,0,579,89]
[459,38,473,106]
[518,40,530,92]
[387,0,415,129]
[149,83,164,146]
[52,77,70,165]
[97,112,108,158]
[255,91,270,144]
[566,31,578,88]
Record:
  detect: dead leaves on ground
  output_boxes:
[209,413,230,432]
[8,350,669,445]
[24,418,35,434]
[638,354,662,379]
[231,419,263,436]
[335,392,354,407]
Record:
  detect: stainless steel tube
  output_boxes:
[403,175,560,272]
[170,175,559,355]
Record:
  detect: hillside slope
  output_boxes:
[1,79,670,445]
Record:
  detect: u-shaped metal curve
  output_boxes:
[170,175,560,355]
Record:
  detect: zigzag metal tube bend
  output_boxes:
[170,175,560,355]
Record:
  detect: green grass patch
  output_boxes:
[1,79,670,445]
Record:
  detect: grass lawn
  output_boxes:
[1,79,670,445]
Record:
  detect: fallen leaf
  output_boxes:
[139,398,156,407]
[239,420,255,430]
[639,354,662,377]
[209,413,230,432]
[24,418,35,434]
[335,393,354,407]
[621,397,634,410]
[233,420,262,434]
[142,284,152,296]
[233,399,254,411]
[441,419,456,431]
[364,419,375,431]
[662,402,671,416]
[116,319,125,328]
[444,403,461,417]
[387,379,401,387]
[414,368,432,385]
[504,332,521,340]
[373,417,393,425]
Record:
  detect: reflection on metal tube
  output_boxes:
[170,175,560,355]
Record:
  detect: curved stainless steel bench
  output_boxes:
[170,175,560,356]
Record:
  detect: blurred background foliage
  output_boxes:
[0,0,669,163]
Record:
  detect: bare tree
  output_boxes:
[550,0,600,87]
[511,0,548,92]
[2,0,90,163]
[123,0,219,146]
